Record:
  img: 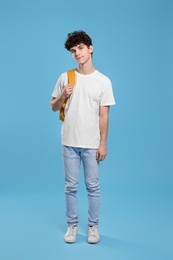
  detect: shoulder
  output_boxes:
[58,71,68,81]
[55,71,68,86]
[95,70,112,87]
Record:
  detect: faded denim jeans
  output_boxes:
[62,145,100,226]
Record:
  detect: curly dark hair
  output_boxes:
[64,30,93,51]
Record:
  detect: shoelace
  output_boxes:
[89,226,97,237]
[67,226,76,237]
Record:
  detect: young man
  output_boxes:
[50,31,115,244]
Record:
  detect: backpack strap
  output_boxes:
[59,69,76,121]
[67,69,76,87]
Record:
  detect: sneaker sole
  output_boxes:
[87,238,100,244]
[64,234,77,243]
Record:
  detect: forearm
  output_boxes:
[51,84,73,112]
[99,113,109,146]
[96,110,109,161]
[50,93,66,111]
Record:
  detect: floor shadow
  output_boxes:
[98,235,172,260]
[98,235,125,249]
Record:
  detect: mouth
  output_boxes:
[76,56,83,60]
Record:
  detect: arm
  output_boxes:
[96,106,110,161]
[50,84,73,111]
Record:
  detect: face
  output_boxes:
[70,43,93,65]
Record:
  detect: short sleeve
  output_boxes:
[100,78,116,106]
[51,72,67,98]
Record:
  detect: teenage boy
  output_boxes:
[51,31,115,244]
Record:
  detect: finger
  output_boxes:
[67,88,73,93]
[67,85,73,89]
[96,151,99,160]
[98,154,103,161]
[99,155,103,161]
[100,154,106,161]
[65,84,72,90]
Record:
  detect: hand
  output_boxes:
[62,84,73,99]
[96,145,107,161]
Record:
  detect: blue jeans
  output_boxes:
[62,145,100,226]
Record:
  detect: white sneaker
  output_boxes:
[64,225,78,243]
[87,225,100,244]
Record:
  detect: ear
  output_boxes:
[89,45,93,54]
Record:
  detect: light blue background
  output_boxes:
[0,0,173,259]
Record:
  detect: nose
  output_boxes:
[75,49,81,57]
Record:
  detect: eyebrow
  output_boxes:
[70,44,84,52]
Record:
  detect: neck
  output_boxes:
[76,58,95,75]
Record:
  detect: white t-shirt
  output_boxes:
[52,70,115,148]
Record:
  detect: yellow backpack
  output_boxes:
[59,69,76,121]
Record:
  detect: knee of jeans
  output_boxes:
[65,181,78,193]
[85,180,100,193]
